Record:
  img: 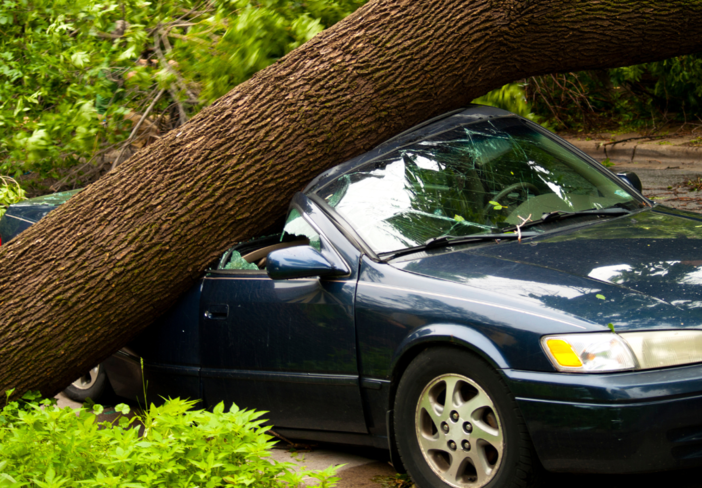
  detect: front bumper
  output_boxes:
[504,364,702,473]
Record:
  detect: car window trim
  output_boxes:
[287,200,353,278]
[4,214,36,224]
[307,193,380,262]
[381,108,467,146]
[207,268,267,277]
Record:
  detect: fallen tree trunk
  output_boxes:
[2,0,702,397]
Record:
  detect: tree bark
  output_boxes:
[2,0,702,397]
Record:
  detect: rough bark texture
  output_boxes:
[2,0,702,397]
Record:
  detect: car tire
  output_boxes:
[63,364,113,403]
[394,347,538,488]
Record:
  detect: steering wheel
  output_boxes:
[483,182,541,215]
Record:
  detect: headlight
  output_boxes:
[542,333,637,372]
[543,330,702,373]
[619,330,702,370]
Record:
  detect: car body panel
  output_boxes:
[109,281,204,402]
[388,209,702,333]
[518,393,702,473]
[197,194,367,433]
[507,363,702,472]
[199,270,367,433]
[0,189,80,244]
[356,255,602,378]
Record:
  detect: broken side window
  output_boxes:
[280,209,321,251]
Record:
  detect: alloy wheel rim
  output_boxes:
[415,374,504,488]
[72,366,100,390]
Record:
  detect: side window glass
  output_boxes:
[220,250,259,270]
[281,209,321,251]
[215,210,321,271]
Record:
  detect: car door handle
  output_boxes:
[204,304,229,320]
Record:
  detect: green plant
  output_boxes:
[0,390,339,487]
[0,176,26,217]
[473,82,540,123]
[687,176,702,192]
[371,473,415,488]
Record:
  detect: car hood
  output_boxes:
[391,207,702,332]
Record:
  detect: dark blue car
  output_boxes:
[3,106,702,488]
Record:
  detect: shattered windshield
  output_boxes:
[317,117,638,254]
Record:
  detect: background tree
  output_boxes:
[2,0,702,398]
[0,0,365,194]
[520,55,702,131]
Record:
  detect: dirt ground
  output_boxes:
[619,165,702,212]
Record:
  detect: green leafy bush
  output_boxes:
[473,82,540,123]
[0,176,26,218]
[0,391,339,487]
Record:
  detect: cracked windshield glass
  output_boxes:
[318,117,638,254]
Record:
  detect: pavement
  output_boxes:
[54,137,702,486]
[562,130,702,212]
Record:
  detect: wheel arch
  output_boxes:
[387,323,509,411]
[390,343,538,488]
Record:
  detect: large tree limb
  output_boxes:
[2,0,702,397]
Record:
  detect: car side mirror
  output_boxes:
[267,245,347,280]
[617,171,643,193]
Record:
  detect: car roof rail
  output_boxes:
[382,107,467,146]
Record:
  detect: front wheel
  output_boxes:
[394,347,537,488]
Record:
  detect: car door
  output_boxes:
[200,196,367,433]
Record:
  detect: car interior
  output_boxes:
[215,209,319,271]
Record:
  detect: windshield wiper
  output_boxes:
[380,232,539,261]
[424,232,539,249]
[503,206,632,233]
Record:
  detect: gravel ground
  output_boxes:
[618,165,702,212]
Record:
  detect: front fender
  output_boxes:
[390,323,510,379]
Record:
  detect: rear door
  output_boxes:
[200,198,366,433]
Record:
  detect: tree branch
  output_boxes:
[111,88,166,170]
[153,31,198,104]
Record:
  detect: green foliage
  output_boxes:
[0,176,26,217]
[473,82,540,123]
[611,55,702,116]
[0,390,339,487]
[0,0,366,182]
